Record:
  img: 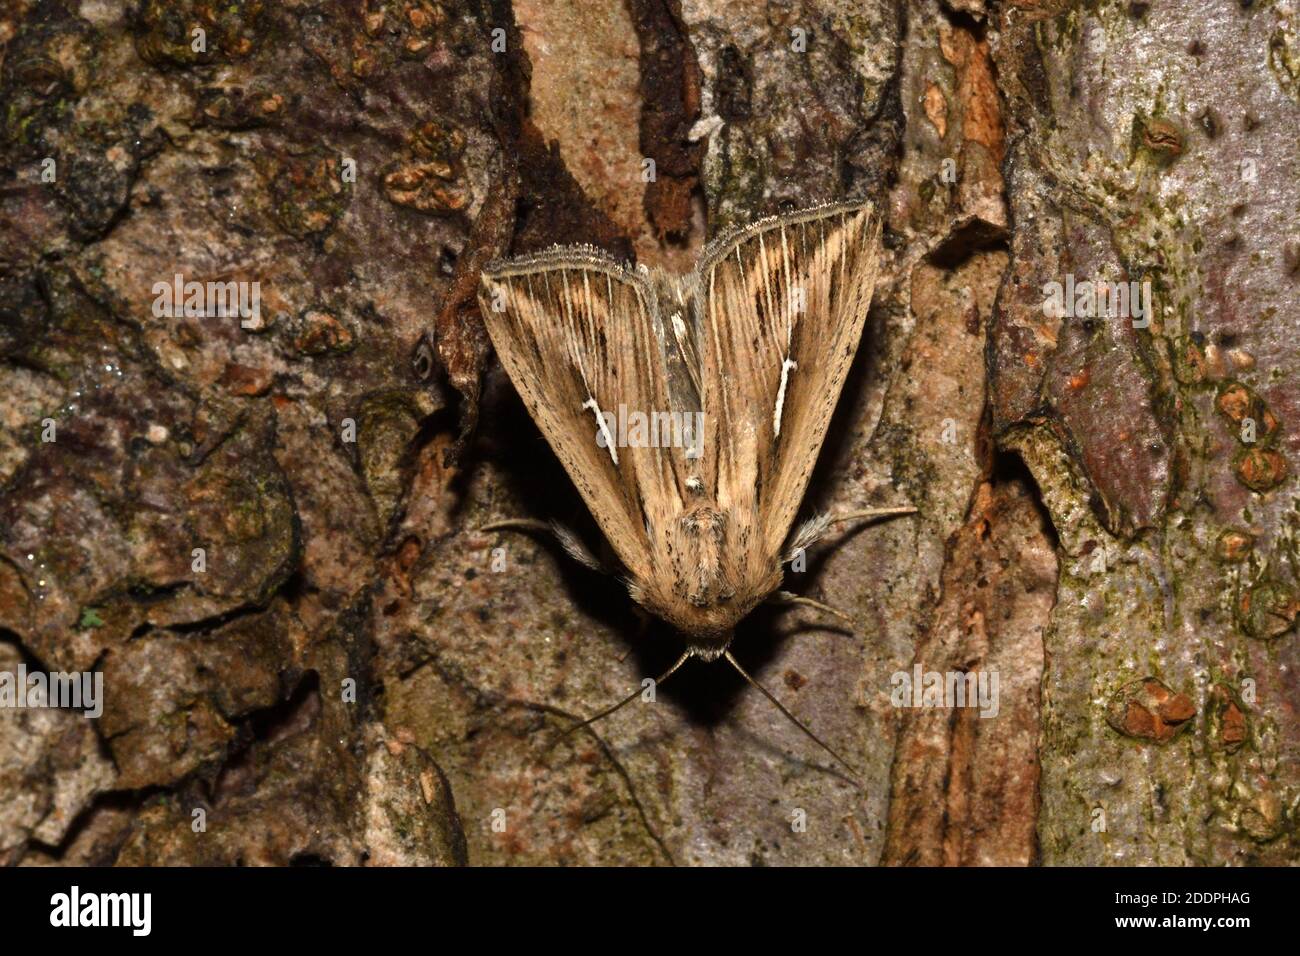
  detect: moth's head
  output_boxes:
[638,593,761,649]
[631,504,783,645]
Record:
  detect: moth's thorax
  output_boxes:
[635,502,782,643]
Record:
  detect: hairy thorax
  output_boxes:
[635,504,783,651]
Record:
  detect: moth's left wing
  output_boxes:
[478,248,686,583]
[690,200,882,554]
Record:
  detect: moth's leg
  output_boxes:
[830,505,919,525]
[775,505,916,623]
[784,505,917,561]
[478,518,606,573]
[768,590,854,626]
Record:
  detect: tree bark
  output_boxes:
[0,0,1294,866]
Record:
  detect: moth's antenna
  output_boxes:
[562,649,693,739]
[722,650,862,785]
[770,590,854,626]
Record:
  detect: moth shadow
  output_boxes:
[797,298,893,516]
[617,603,817,728]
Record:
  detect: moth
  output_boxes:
[476,199,914,776]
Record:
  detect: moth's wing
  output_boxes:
[478,249,685,583]
[691,200,882,554]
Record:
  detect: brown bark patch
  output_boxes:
[1105,678,1196,743]
[883,478,1056,866]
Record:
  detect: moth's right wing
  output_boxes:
[477,248,678,583]
[691,200,882,556]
